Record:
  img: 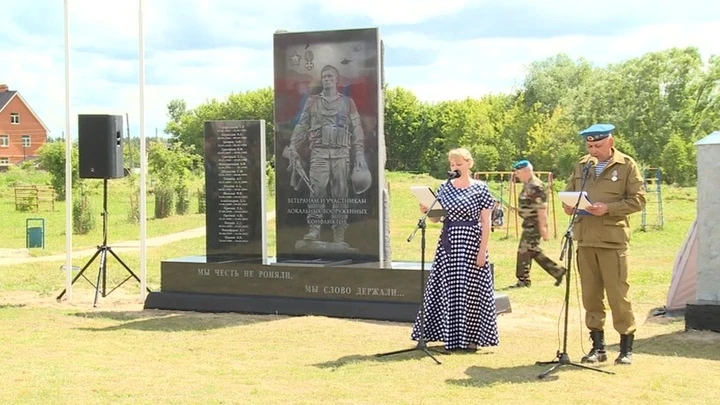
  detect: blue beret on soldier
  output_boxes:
[580,123,615,142]
[512,160,530,170]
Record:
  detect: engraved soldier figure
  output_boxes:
[510,160,566,288]
[286,64,369,247]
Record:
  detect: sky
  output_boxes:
[2,0,720,140]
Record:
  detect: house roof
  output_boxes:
[0,90,17,112]
[0,90,51,133]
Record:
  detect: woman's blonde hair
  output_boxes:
[448,148,474,168]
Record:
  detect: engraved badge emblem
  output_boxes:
[304,50,314,70]
[290,51,301,66]
[611,169,618,182]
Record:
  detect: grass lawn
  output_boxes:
[2,170,719,404]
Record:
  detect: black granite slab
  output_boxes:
[204,120,267,262]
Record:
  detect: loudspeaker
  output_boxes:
[78,114,125,179]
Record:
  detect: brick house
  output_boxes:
[0,83,50,167]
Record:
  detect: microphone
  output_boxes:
[446,170,461,179]
[583,158,596,178]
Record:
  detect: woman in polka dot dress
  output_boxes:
[411,148,499,352]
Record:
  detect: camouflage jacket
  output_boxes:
[518,176,547,229]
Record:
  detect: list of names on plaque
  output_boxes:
[216,125,250,244]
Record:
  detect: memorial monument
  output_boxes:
[273,27,384,266]
[144,28,511,321]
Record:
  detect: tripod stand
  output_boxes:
[376,177,452,364]
[535,162,614,379]
[57,178,151,307]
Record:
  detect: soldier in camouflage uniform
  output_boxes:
[287,64,367,246]
[510,160,566,288]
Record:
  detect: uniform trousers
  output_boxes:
[576,246,636,335]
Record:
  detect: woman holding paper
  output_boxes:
[410,148,499,352]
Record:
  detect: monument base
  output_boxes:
[685,299,720,333]
[294,239,360,254]
[144,291,512,322]
[143,256,512,322]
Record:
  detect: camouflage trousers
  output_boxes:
[516,228,565,283]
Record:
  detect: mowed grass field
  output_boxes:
[1,169,719,404]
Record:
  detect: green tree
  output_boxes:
[523,53,594,114]
[36,141,79,200]
[383,86,429,172]
[660,133,696,186]
[524,106,581,179]
[147,140,200,218]
[164,88,275,161]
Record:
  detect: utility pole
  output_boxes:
[126,113,133,169]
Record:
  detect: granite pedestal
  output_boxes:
[144,256,512,322]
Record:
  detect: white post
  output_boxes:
[63,0,73,300]
[695,131,720,302]
[138,0,148,299]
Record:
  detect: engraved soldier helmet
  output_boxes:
[351,166,372,194]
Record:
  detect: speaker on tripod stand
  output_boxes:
[56,114,150,306]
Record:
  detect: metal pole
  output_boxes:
[63,0,73,300]
[138,0,148,299]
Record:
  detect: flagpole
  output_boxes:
[138,0,148,299]
[63,0,73,300]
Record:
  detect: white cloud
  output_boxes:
[381,21,720,102]
[1,0,719,143]
[315,0,485,25]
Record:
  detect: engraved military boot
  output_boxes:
[615,334,634,365]
[303,225,321,241]
[332,225,348,246]
[581,330,608,363]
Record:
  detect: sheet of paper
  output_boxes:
[410,186,444,211]
[558,191,593,210]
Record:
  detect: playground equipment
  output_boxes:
[473,171,558,239]
[641,167,664,231]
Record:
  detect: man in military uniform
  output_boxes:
[287,64,368,246]
[510,160,566,288]
[563,123,645,365]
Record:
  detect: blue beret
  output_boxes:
[580,124,615,141]
[512,160,530,170]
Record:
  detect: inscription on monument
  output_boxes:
[204,120,267,262]
[196,267,293,280]
[303,284,402,297]
[216,125,250,243]
[160,260,414,301]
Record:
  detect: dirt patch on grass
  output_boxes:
[0,248,29,259]
[0,290,146,312]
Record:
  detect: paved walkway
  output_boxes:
[0,212,276,267]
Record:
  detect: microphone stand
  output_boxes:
[376,172,456,364]
[535,162,614,379]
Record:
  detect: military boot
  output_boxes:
[303,225,321,241]
[332,225,348,246]
[615,334,634,365]
[581,330,608,363]
[553,266,567,287]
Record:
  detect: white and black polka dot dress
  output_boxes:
[410,180,499,350]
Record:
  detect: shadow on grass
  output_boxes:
[0,304,26,309]
[71,310,283,332]
[628,329,720,361]
[313,345,491,369]
[448,361,615,386]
